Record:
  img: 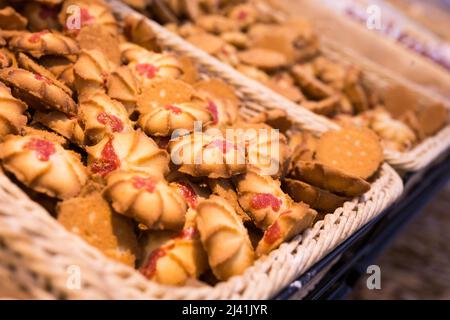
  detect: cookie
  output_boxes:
[86,130,170,178]
[0,134,88,199]
[288,131,317,163]
[106,65,140,114]
[196,195,254,280]
[315,126,383,179]
[283,178,349,212]
[195,14,237,34]
[138,100,212,137]
[237,48,288,70]
[76,24,121,65]
[0,6,28,30]
[8,30,79,58]
[103,170,187,230]
[22,3,61,32]
[302,94,340,116]
[136,78,195,111]
[123,14,160,52]
[289,161,371,197]
[382,85,419,118]
[0,82,27,138]
[186,32,225,55]
[207,178,250,223]
[169,131,247,179]
[79,92,134,144]
[0,67,77,115]
[291,64,335,100]
[57,190,139,267]
[256,202,316,257]
[33,111,85,146]
[194,78,240,126]
[416,103,448,138]
[17,52,72,96]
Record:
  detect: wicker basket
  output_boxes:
[0,2,404,299]
[119,0,450,172]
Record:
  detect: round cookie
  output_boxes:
[315,126,383,179]
[237,48,288,70]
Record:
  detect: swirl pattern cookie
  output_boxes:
[9,30,79,58]
[104,170,187,230]
[138,101,213,137]
[87,130,170,178]
[0,134,88,199]
[169,131,246,178]
[196,195,255,280]
[79,92,133,144]
[106,65,140,114]
[0,82,27,138]
[236,171,292,230]
[33,111,85,146]
[0,67,77,115]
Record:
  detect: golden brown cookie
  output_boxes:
[0,6,28,30]
[106,65,140,114]
[139,225,209,285]
[138,100,213,137]
[288,130,317,164]
[86,130,170,178]
[289,161,371,197]
[196,14,238,34]
[196,195,254,280]
[283,178,349,212]
[123,14,160,52]
[9,30,79,58]
[382,85,419,118]
[291,64,335,100]
[315,126,383,179]
[302,95,341,116]
[194,78,240,127]
[236,171,292,230]
[33,111,85,146]
[237,48,288,70]
[186,32,225,55]
[0,82,27,138]
[136,78,195,111]
[57,190,139,267]
[169,131,246,178]
[207,178,250,223]
[0,134,88,199]
[416,103,448,138]
[256,202,317,257]
[17,52,72,96]
[79,92,133,144]
[76,24,121,65]
[22,2,61,32]
[0,67,77,115]
[103,170,187,230]
[73,49,112,101]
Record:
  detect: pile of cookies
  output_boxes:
[0,0,383,287]
[140,0,449,152]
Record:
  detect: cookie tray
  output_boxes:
[115,0,450,173]
[0,2,404,299]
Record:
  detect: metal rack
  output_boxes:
[275,152,450,300]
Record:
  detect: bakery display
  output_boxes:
[146,0,449,153]
[0,0,388,288]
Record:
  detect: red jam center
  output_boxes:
[135,63,159,79]
[29,30,49,43]
[238,10,248,20]
[251,193,282,212]
[24,138,56,161]
[90,138,120,177]
[264,221,281,245]
[132,176,156,193]
[207,101,219,124]
[176,227,198,241]
[34,74,53,85]
[177,182,198,208]
[164,105,182,115]
[97,112,124,133]
[80,8,95,26]
[140,246,171,279]
[39,5,59,20]
[207,139,236,154]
